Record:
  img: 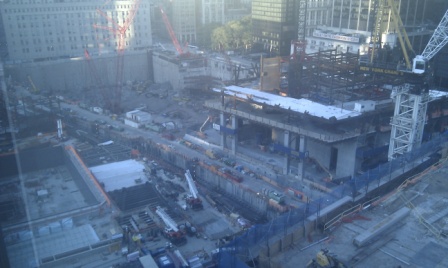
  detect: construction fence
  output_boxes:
[217,131,448,267]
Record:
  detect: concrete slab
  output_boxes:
[411,242,448,267]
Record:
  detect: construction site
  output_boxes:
[1,1,448,268]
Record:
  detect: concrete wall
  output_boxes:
[335,139,358,178]
[153,53,183,91]
[271,128,283,143]
[4,51,152,93]
[307,138,331,172]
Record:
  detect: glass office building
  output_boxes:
[252,0,297,56]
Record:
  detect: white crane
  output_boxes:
[413,9,448,74]
[185,170,198,199]
[185,170,203,210]
[155,206,179,232]
[388,8,448,160]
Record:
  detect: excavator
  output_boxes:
[306,249,347,268]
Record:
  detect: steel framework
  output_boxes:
[388,84,429,160]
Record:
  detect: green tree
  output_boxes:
[196,22,221,49]
[211,16,252,51]
[211,26,231,50]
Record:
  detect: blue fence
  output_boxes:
[217,131,448,267]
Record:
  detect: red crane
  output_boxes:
[159,6,185,56]
[92,0,141,113]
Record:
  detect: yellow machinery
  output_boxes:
[27,75,39,93]
[370,0,414,69]
[306,249,347,268]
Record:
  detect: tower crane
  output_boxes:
[84,49,111,109]
[155,206,186,244]
[185,170,203,210]
[92,0,141,113]
[388,8,448,160]
[412,9,448,74]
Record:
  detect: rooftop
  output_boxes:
[214,85,362,120]
[90,159,146,192]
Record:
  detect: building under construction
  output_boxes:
[202,45,447,180]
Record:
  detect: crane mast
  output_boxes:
[388,7,448,160]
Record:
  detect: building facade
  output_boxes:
[201,0,225,25]
[252,0,297,56]
[224,0,251,23]
[170,0,197,44]
[306,0,431,54]
[0,0,152,62]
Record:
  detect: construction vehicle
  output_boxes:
[185,170,203,210]
[27,76,39,93]
[306,249,347,268]
[155,206,186,245]
[199,115,212,133]
[205,149,217,160]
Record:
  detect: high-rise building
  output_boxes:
[252,0,297,56]
[224,0,251,23]
[306,0,432,54]
[202,0,225,25]
[169,0,197,44]
[0,0,152,62]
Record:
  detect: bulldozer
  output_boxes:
[306,249,347,268]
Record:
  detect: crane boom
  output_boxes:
[185,170,198,199]
[413,9,448,74]
[156,206,179,232]
[27,76,39,93]
[160,7,184,55]
[387,0,414,70]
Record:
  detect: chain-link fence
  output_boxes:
[217,131,448,267]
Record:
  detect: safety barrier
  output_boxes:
[217,131,448,267]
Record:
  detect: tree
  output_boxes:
[211,26,231,50]
[211,16,252,51]
[196,22,221,49]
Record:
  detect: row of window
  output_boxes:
[14,39,149,55]
[3,4,147,14]
[9,12,139,20]
[12,32,149,44]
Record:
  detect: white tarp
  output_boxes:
[90,159,146,192]
[214,85,362,120]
